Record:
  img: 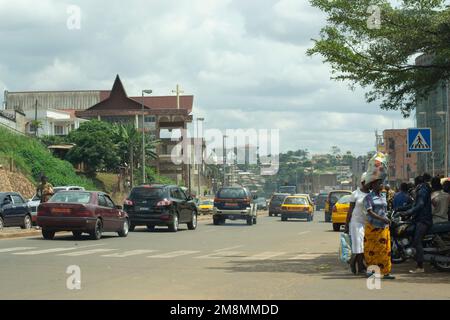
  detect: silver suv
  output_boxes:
[213,186,257,225]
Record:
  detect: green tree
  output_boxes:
[307,0,450,116]
[66,120,120,175]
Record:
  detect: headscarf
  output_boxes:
[365,152,388,185]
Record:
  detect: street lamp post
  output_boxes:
[141,89,152,184]
[196,117,205,196]
[223,135,228,187]
[418,111,428,173]
[437,108,448,177]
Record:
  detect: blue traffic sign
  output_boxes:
[407,128,432,152]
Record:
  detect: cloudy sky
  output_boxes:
[0,0,414,156]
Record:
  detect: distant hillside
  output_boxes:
[0,126,95,190]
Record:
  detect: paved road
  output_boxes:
[0,211,449,300]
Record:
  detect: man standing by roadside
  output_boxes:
[36,175,54,203]
[385,184,395,211]
[402,175,433,274]
[393,183,413,211]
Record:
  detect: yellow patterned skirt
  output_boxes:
[364,223,392,275]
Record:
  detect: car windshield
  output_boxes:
[284,197,308,205]
[31,195,41,201]
[337,195,352,204]
[130,187,165,199]
[48,192,91,204]
[217,188,247,199]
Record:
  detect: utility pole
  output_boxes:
[196,117,204,196]
[34,99,38,137]
[223,135,228,187]
[141,90,152,184]
[172,84,184,110]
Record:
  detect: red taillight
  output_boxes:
[74,210,91,217]
[37,207,49,216]
[243,198,251,205]
[156,199,172,207]
[124,199,134,206]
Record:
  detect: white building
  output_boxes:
[24,109,87,137]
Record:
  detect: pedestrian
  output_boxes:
[385,184,395,211]
[36,175,54,203]
[363,179,395,280]
[431,177,449,223]
[345,172,370,275]
[443,181,450,220]
[393,182,413,211]
[401,175,433,274]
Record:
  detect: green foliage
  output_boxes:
[308,0,450,116]
[66,120,121,175]
[135,166,176,186]
[0,127,95,189]
[39,135,70,147]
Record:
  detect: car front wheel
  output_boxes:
[21,215,32,230]
[118,219,129,237]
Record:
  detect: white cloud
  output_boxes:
[0,0,415,155]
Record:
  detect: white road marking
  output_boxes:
[298,231,311,236]
[289,253,322,260]
[243,251,287,260]
[196,251,245,259]
[214,245,243,252]
[204,229,218,233]
[148,250,200,258]
[101,250,157,258]
[14,248,82,255]
[59,249,117,256]
[0,247,36,253]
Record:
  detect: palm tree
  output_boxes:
[112,123,159,186]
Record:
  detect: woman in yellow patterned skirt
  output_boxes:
[363,179,395,280]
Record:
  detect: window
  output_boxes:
[49,192,91,204]
[98,195,108,207]
[145,116,156,123]
[11,195,24,204]
[54,125,64,135]
[104,195,116,209]
[171,188,183,200]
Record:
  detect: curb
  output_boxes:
[0,229,42,240]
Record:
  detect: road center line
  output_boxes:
[196,251,245,259]
[298,231,311,236]
[0,247,37,253]
[102,250,157,258]
[148,250,200,258]
[59,248,117,256]
[243,252,286,260]
[215,245,243,252]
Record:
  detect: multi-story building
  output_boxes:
[4,75,197,185]
[383,129,418,186]
[415,53,450,177]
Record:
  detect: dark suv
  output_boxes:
[268,193,289,217]
[213,186,257,225]
[123,185,198,232]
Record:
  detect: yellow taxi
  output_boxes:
[331,194,352,232]
[198,198,214,215]
[324,190,352,222]
[280,195,314,222]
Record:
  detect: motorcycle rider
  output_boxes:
[401,175,433,274]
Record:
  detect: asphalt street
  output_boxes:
[0,211,449,300]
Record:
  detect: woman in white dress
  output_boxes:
[345,172,370,275]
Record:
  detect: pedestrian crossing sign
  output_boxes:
[407,128,432,152]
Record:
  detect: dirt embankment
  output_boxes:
[0,167,36,199]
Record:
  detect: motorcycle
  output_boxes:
[389,211,450,272]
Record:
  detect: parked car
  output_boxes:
[324,190,352,222]
[315,192,328,211]
[280,195,314,222]
[0,192,32,230]
[28,186,85,224]
[213,186,257,225]
[37,191,129,240]
[198,198,214,215]
[268,193,290,217]
[255,197,268,210]
[123,184,198,232]
[331,194,352,232]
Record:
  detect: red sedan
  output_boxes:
[37,191,129,240]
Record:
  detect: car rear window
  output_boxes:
[48,192,91,204]
[200,200,213,205]
[271,195,288,204]
[130,187,165,199]
[330,192,351,202]
[217,188,247,199]
[284,197,308,205]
